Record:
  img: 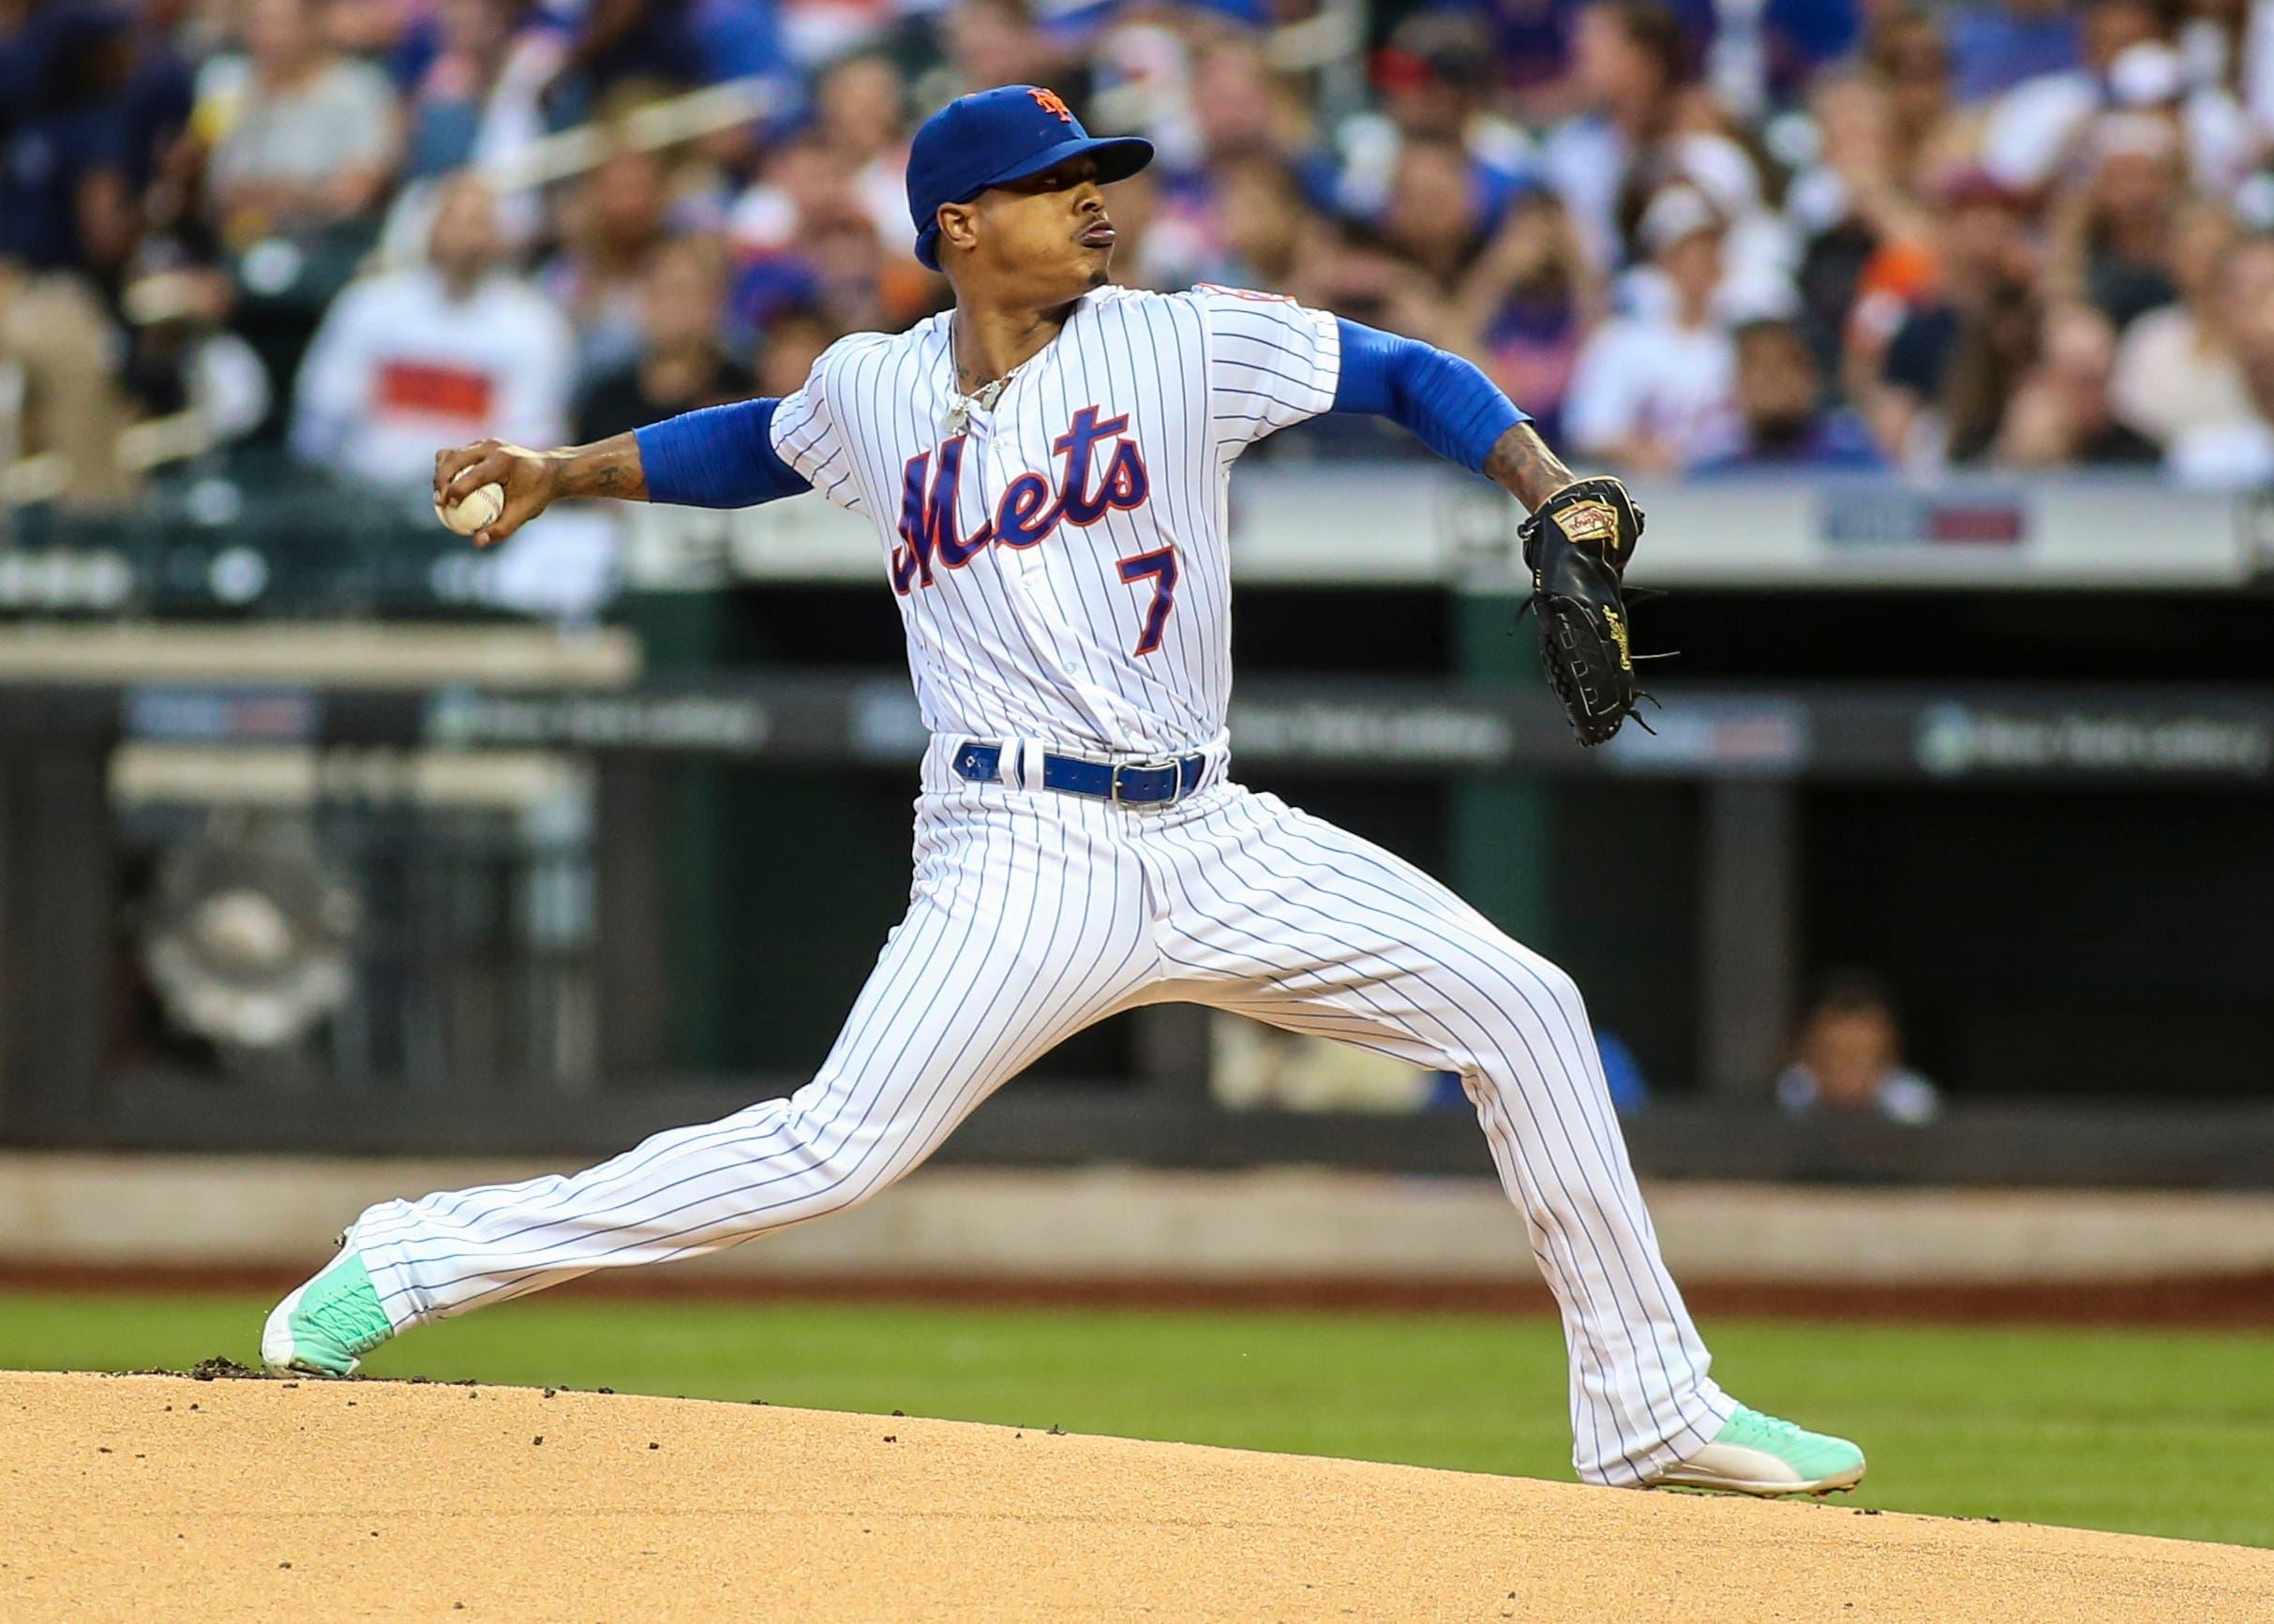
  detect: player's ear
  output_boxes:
[937,201,980,261]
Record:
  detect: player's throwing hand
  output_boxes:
[432,440,559,548]
[431,432,650,547]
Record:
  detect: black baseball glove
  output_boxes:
[1517,476,1657,747]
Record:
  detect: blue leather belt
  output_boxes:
[951,741,1206,805]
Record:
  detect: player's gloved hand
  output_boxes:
[1517,476,1656,748]
[433,439,563,548]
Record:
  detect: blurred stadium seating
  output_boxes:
[3,0,2271,1186]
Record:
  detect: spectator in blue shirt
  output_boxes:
[1942,0,2081,105]
[1760,0,1862,103]
[1451,0,1718,107]
[0,0,148,507]
[1775,971,1940,1125]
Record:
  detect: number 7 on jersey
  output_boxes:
[1116,545,1178,655]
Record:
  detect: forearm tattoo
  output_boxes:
[1484,424,1574,513]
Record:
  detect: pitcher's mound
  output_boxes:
[4,1369,2267,1622]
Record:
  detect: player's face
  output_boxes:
[959,156,1117,302]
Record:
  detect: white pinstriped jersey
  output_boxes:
[767,285,1341,755]
[347,291,1741,1484]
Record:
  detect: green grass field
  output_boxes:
[4,1291,2267,1548]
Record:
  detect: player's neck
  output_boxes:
[950,293,1083,392]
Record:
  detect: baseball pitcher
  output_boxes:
[266,85,1864,1498]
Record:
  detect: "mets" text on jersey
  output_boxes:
[890,406,1150,594]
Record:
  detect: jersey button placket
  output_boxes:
[979,383,1024,561]
[970,399,1001,529]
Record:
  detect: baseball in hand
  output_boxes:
[434,482,506,537]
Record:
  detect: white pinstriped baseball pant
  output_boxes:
[351,737,1734,1485]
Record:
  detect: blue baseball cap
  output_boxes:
[906,85,1154,272]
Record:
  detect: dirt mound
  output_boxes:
[3,1370,2267,1622]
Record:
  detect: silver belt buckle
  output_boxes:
[1111,752,1183,805]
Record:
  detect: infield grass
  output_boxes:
[2,1291,2267,1548]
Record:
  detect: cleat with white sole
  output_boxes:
[1644,1406,1866,1497]
[261,1233,395,1377]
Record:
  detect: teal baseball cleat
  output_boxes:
[1644,1406,1866,1497]
[261,1234,395,1376]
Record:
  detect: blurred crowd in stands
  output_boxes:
[8,0,2274,518]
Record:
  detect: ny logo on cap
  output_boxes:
[1027,87,1074,124]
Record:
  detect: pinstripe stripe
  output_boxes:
[342,279,1731,1487]
[353,773,1728,1483]
[1229,806,1712,1437]
[1128,786,1728,1482]
[366,788,1156,1317]
[756,286,1343,754]
[1136,805,1658,1477]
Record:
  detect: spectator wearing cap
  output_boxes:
[1775,972,1941,1126]
[1324,13,1532,232]
[195,0,400,246]
[2112,207,2256,450]
[1562,185,1739,473]
[1695,318,1879,471]
[1993,302,2159,467]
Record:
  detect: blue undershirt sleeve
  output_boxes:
[1328,318,1528,474]
[632,397,814,509]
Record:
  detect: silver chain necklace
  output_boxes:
[943,316,1022,437]
[942,375,1010,438]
